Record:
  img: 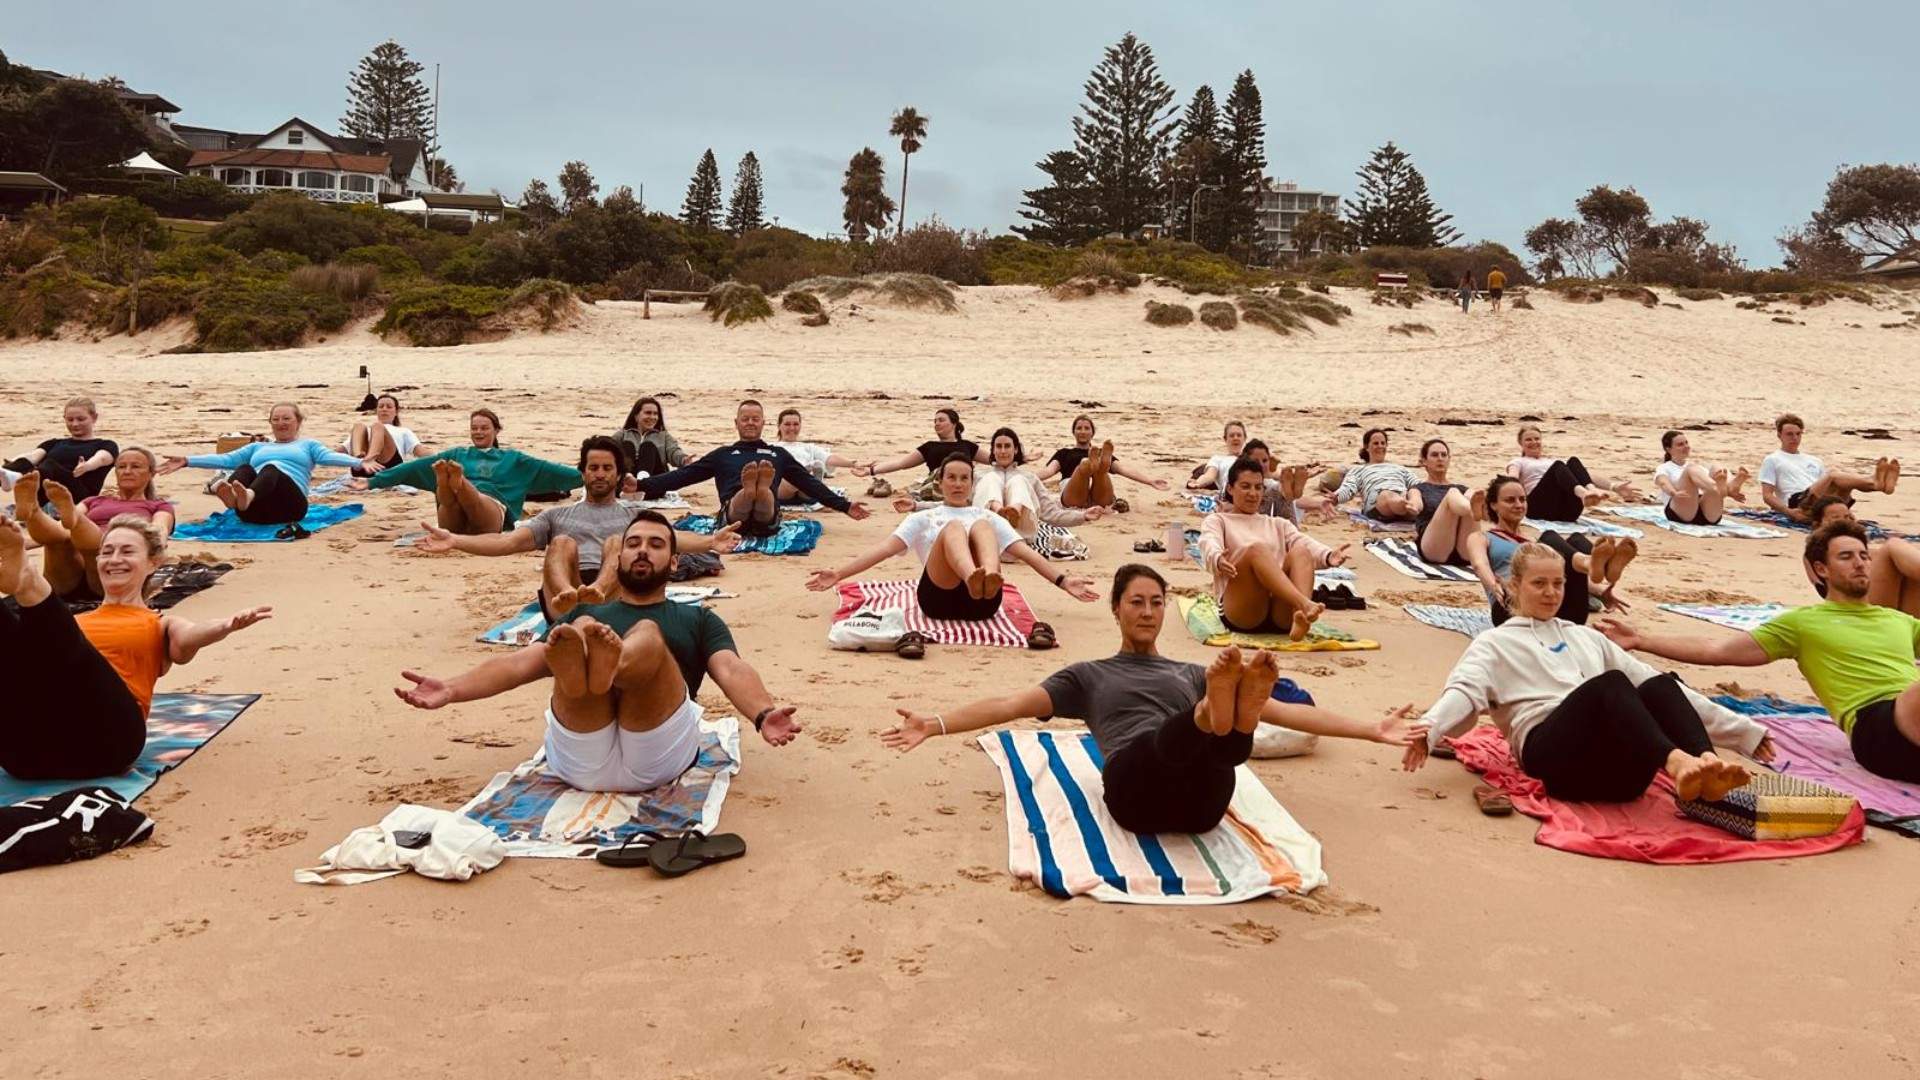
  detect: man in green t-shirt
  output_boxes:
[1597,521,1920,782]
[393,510,802,792]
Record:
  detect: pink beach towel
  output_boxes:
[833,580,1036,648]
[1447,726,1865,864]
[1756,712,1920,835]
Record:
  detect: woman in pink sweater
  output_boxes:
[1200,458,1351,640]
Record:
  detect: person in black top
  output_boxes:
[1033,415,1171,509]
[5,397,117,504]
[854,408,987,501]
[637,400,871,536]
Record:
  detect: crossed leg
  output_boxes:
[1419,488,1499,589]
[433,460,508,534]
[1667,463,1728,524]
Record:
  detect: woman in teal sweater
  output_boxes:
[161,403,370,525]
[365,408,580,532]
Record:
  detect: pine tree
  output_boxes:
[557,160,598,214]
[1217,70,1269,260]
[519,178,559,225]
[725,151,765,234]
[1344,141,1460,248]
[681,149,723,232]
[1013,150,1102,245]
[340,40,435,144]
[840,147,893,242]
[1070,33,1178,238]
[1167,86,1222,246]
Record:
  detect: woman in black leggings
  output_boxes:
[1506,425,1637,523]
[160,402,376,525]
[0,515,270,779]
[1404,540,1775,806]
[879,565,1425,834]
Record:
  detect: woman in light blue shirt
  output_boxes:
[160,403,374,525]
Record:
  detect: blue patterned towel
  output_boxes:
[174,503,364,542]
[674,514,822,555]
[0,693,260,805]
[1404,603,1494,638]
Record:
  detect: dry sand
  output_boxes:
[3,283,1918,1078]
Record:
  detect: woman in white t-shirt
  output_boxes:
[1185,420,1250,493]
[1506,424,1635,522]
[344,395,430,470]
[807,454,1098,635]
[1655,430,1748,526]
[771,408,857,503]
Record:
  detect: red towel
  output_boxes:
[833,580,1036,648]
[1448,726,1865,864]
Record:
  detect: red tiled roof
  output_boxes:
[186,148,390,173]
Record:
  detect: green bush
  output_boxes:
[83,176,257,221]
[249,249,310,273]
[193,274,351,352]
[339,243,422,277]
[152,242,244,277]
[209,194,381,263]
[979,236,1263,294]
[1674,287,1723,301]
[1144,300,1194,326]
[374,283,510,346]
[0,265,116,338]
[787,272,958,311]
[505,278,578,330]
[781,290,824,315]
[291,263,379,302]
[728,226,854,292]
[0,219,60,273]
[1198,300,1238,330]
[859,219,989,285]
[703,281,773,327]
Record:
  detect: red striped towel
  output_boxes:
[834,580,1036,648]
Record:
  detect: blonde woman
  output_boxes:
[11,448,174,599]
[4,396,118,503]
[160,403,376,526]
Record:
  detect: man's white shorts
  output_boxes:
[543,696,702,792]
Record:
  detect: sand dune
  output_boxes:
[2,283,1917,1078]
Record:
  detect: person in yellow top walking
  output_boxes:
[1487,265,1508,312]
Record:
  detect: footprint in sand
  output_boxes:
[810,725,850,746]
[1210,919,1282,946]
[820,944,865,970]
[809,1059,876,1080]
[366,777,471,805]
[956,865,1003,884]
[1275,890,1380,918]
[218,823,308,858]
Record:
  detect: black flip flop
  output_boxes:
[1132,538,1165,553]
[647,831,747,877]
[594,829,669,868]
[1331,584,1366,610]
[274,523,311,541]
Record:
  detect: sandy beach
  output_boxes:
[4,283,1918,1078]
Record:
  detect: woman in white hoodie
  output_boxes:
[973,427,1106,541]
[1402,540,1775,804]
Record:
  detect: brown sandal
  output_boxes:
[895,631,929,660]
[1026,622,1058,650]
[1472,784,1514,817]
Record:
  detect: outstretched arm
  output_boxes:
[1111,460,1169,489]
[1005,541,1099,601]
[414,522,538,556]
[1262,700,1428,746]
[806,535,909,590]
[861,450,925,477]
[707,649,800,745]
[163,606,273,667]
[1592,617,1772,667]
[394,645,551,709]
[1035,459,1064,482]
[881,686,1055,752]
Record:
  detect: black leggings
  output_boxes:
[6,454,101,502]
[1521,671,1711,802]
[1527,456,1593,523]
[1491,530,1593,626]
[0,594,146,779]
[230,463,308,525]
[1102,709,1253,834]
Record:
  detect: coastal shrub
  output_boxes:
[1305,242,1532,289]
[1609,285,1659,307]
[860,219,989,285]
[801,312,829,327]
[209,194,383,263]
[0,219,60,273]
[1387,322,1434,336]
[978,236,1078,285]
[728,226,854,292]
[980,236,1260,294]
[128,274,201,328]
[1675,287,1723,301]
[151,242,243,277]
[291,263,379,302]
[1198,301,1238,330]
[339,244,422,277]
[194,275,351,352]
[0,265,116,338]
[1237,293,1304,335]
[704,281,773,327]
[787,272,958,312]
[1370,288,1419,308]
[249,249,310,274]
[1143,300,1193,326]
[505,278,578,330]
[781,290,824,315]
[374,283,510,346]
[1511,295,1535,310]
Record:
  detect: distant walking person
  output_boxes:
[1456,270,1474,314]
[1487,265,1507,313]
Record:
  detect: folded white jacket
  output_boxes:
[294,804,507,886]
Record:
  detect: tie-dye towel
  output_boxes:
[1604,504,1786,539]
[174,503,364,542]
[311,475,420,498]
[1175,593,1378,651]
[1658,602,1787,633]
[458,715,740,858]
[477,587,731,645]
[1187,493,1218,515]
[0,693,260,805]
[1713,694,1920,838]
[1734,508,1920,543]
[1365,538,1478,583]
[834,580,1036,648]
[979,729,1326,903]
[674,514,822,555]
[1523,516,1644,539]
[1403,603,1494,638]
[1446,725,1864,863]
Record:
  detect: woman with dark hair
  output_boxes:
[1655,430,1748,526]
[1403,540,1768,807]
[616,396,689,477]
[854,408,986,501]
[974,427,1107,540]
[1328,427,1420,522]
[1506,425,1636,522]
[160,403,377,527]
[1035,415,1171,510]
[343,394,431,470]
[808,454,1096,643]
[1456,269,1475,313]
[1483,475,1635,624]
[1199,457,1350,641]
[880,564,1424,834]
[1410,439,1504,600]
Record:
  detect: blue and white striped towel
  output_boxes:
[1605,504,1786,540]
[1523,516,1644,539]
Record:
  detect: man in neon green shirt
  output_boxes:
[1597,520,1920,782]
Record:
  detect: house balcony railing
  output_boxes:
[225,185,378,204]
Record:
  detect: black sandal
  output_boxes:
[1132,538,1165,553]
[594,828,668,868]
[647,831,747,877]
[1330,584,1365,610]
[1027,622,1058,649]
[896,631,930,660]
[274,523,311,540]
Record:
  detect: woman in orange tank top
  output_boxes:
[0,512,270,781]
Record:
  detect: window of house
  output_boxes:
[298,171,336,190]
[256,169,292,187]
[286,128,304,145]
[219,168,249,185]
[343,175,375,193]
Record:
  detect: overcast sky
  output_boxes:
[11,1,1914,263]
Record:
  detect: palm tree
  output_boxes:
[888,107,929,237]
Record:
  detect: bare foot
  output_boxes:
[995,505,1022,530]
[574,581,608,608]
[1290,601,1325,642]
[1202,646,1244,735]
[43,480,79,529]
[547,586,580,619]
[1729,466,1750,501]
[579,618,622,696]
[1670,753,1709,802]
[1709,466,1729,497]
[1098,439,1115,474]
[545,623,590,699]
[1236,649,1280,734]
[1606,538,1637,586]
[212,480,242,510]
[1587,538,1616,586]
[1696,754,1751,802]
[0,516,29,595]
[11,471,40,522]
[980,569,1003,601]
[1469,488,1488,522]
[1885,458,1902,495]
[1581,487,1608,510]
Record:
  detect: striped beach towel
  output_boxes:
[1734,508,1920,543]
[1365,538,1477,583]
[619,493,691,512]
[979,729,1327,903]
[458,715,740,858]
[1174,593,1378,651]
[1604,503,1786,539]
[1403,603,1494,638]
[1523,516,1644,539]
[1658,602,1787,634]
[833,580,1035,648]
[311,474,420,497]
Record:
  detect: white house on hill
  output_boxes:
[183,117,440,204]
